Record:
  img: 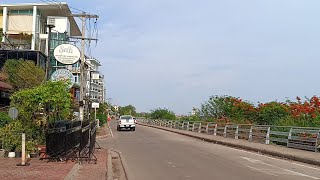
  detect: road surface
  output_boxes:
[99,120,320,180]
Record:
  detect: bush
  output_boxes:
[97,113,107,126]
[150,108,176,120]
[0,112,12,128]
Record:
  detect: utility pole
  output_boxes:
[46,24,55,80]
[70,13,99,121]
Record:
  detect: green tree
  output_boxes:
[149,108,176,120]
[256,102,290,125]
[119,105,136,116]
[0,112,12,128]
[1,59,45,91]
[200,95,256,123]
[10,81,72,124]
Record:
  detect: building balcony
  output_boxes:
[0,42,32,50]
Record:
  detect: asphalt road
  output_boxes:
[99,120,320,180]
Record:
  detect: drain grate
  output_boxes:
[112,156,118,159]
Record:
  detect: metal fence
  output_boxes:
[43,120,98,163]
[140,119,320,153]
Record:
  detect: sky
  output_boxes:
[3,0,320,114]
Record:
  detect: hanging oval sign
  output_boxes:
[51,69,74,89]
[53,44,80,64]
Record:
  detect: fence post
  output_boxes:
[249,126,253,141]
[223,125,227,138]
[206,123,209,134]
[316,130,320,152]
[235,125,239,140]
[187,122,190,131]
[287,128,293,147]
[192,123,195,132]
[266,126,270,144]
[198,122,202,133]
[214,124,217,136]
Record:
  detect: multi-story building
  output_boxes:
[0,2,106,105]
[86,58,105,103]
[0,2,83,101]
[0,2,81,53]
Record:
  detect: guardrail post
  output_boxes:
[266,126,270,144]
[214,124,217,136]
[206,123,209,134]
[198,122,202,133]
[223,125,227,138]
[316,130,320,152]
[287,128,292,147]
[249,126,253,141]
[235,125,239,140]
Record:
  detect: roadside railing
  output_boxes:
[44,120,99,163]
[139,119,320,153]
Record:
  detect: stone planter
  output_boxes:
[8,152,15,158]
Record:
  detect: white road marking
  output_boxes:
[107,122,114,137]
[246,165,278,176]
[290,162,320,171]
[234,148,320,171]
[241,156,320,179]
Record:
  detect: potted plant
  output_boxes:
[26,140,38,158]
[15,145,22,158]
[4,144,16,158]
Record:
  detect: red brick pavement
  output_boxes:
[0,157,75,180]
[74,149,108,180]
[0,127,108,180]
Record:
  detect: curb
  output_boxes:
[64,163,81,180]
[139,123,320,166]
[106,150,113,180]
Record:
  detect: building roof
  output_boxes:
[86,58,102,66]
[0,2,82,36]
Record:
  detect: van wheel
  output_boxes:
[132,128,135,131]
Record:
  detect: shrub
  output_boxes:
[0,112,13,128]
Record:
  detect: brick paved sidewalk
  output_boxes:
[0,157,75,180]
[0,125,109,180]
[73,149,108,180]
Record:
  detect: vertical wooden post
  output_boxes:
[17,133,29,166]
